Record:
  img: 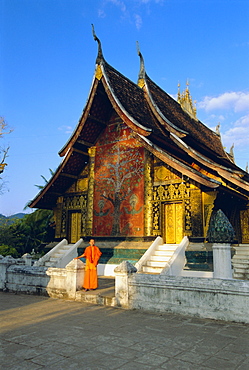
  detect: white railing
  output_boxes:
[34,239,68,266]
[135,236,163,272]
[160,236,189,276]
[56,239,83,268]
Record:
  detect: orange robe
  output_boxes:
[82,245,102,290]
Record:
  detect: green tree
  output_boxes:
[0,209,54,257]
[0,245,18,258]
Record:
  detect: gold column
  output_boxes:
[240,206,249,243]
[202,191,217,238]
[144,150,153,236]
[86,146,96,236]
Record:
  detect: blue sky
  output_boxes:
[1,0,249,216]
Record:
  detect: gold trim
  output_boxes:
[95,65,103,80]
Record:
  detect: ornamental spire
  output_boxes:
[92,24,104,64]
[137,41,145,88]
[177,80,197,120]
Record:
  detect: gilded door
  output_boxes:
[240,209,249,243]
[70,212,81,243]
[165,202,183,244]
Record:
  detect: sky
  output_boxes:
[1,0,249,216]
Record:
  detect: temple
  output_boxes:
[29,31,249,250]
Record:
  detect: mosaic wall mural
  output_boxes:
[93,121,144,236]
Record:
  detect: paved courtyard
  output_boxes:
[0,291,248,369]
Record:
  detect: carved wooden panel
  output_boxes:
[241,208,249,243]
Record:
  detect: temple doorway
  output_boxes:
[164,202,183,244]
[69,212,81,243]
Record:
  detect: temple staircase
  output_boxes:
[141,244,180,274]
[232,244,249,280]
[135,236,189,275]
[34,239,82,268]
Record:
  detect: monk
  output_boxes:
[74,239,102,291]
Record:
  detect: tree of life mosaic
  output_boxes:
[93,129,144,236]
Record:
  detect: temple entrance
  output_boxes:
[69,212,81,243]
[164,202,183,244]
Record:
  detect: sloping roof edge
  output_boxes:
[136,133,221,189]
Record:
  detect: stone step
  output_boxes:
[146,260,167,268]
[53,252,64,258]
[233,249,249,255]
[44,261,56,267]
[154,250,174,257]
[75,292,116,307]
[233,257,249,262]
[233,273,249,279]
[150,255,171,262]
[234,245,249,249]
[61,245,72,250]
[158,244,177,251]
[142,265,163,273]
[50,257,60,262]
[232,261,249,268]
[233,266,249,272]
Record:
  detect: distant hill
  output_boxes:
[0,213,27,225]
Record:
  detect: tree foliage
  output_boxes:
[35,168,55,190]
[0,209,54,257]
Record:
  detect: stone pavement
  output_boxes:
[0,291,249,370]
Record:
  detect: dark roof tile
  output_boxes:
[145,74,227,159]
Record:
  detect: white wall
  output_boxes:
[122,273,249,323]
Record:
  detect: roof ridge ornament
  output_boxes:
[136,41,145,88]
[229,143,235,163]
[92,24,104,64]
[215,123,221,136]
[177,80,197,120]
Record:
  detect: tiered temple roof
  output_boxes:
[29,33,249,210]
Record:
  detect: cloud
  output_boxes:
[222,114,249,148]
[98,8,106,18]
[134,14,142,30]
[109,0,126,13]
[198,91,249,112]
[98,0,165,28]
[58,125,73,134]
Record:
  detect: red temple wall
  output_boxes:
[93,121,144,236]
